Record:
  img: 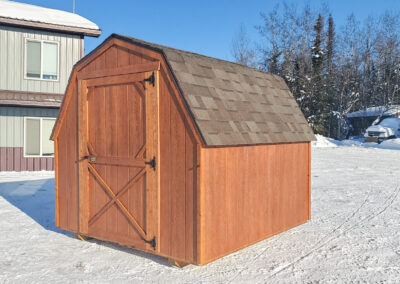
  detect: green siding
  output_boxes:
[0,25,82,94]
[0,106,58,147]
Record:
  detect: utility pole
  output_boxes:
[73,0,75,13]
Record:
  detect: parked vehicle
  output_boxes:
[364,118,400,143]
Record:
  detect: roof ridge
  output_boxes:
[111,34,281,79]
[96,34,315,146]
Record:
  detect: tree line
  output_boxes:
[231,3,400,138]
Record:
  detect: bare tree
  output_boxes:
[231,24,257,68]
[246,2,400,138]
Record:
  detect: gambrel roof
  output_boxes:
[112,34,315,146]
[53,34,315,146]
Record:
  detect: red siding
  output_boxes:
[0,147,54,171]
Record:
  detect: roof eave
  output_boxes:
[0,89,63,108]
[0,16,101,37]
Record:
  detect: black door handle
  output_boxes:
[80,155,96,162]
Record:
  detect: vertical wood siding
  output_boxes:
[159,67,197,263]
[0,25,82,94]
[54,40,312,265]
[199,142,311,264]
[56,43,198,263]
[56,78,78,232]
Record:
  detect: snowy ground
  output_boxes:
[1,144,400,283]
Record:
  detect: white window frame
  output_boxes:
[24,38,60,82]
[24,117,56,158]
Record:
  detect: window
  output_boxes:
[25,39,59,80]
[24,117,56,157]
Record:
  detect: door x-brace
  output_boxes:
[87,163,156,250]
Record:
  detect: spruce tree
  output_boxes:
[310,14,326,135]
[326,14,336,137]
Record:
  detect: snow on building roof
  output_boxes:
[0,0,100,37]
[347,105,400,118]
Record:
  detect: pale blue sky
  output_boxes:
[16,0,400,60]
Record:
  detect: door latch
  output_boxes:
[145,156,156,171]
[80,155,97,163]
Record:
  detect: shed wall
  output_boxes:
[199,142,311,264]
[55,43,198,262]
[54,39,312,265]
[159,68,197,263]
[55,79,78,232]
[0,25,82,94]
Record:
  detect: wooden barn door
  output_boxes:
[77,71,160,252]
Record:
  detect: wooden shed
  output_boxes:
[51,34,316,266]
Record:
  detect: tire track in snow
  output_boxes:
[265,185,400,280]
[227,186,376,283]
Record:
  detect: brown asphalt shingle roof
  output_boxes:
[113,34,316,146]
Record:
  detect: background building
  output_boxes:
[347,105,400,137]
[0,0,100,171]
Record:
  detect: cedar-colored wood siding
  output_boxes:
[56,79,78,232]
[198,142,311,264]
[55,42,198,262]
[54,38,311,265]
[159,68,197,263]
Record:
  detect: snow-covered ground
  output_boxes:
[1,144,400,282]
[312,134,400,150]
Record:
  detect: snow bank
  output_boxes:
[0,171,54,182]
[375,138,400,150]
[311,134,337,148]
[312,135,400,150]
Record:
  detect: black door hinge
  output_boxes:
[145,156,156,171]
[144,72,155,87]
[144,236,156,250]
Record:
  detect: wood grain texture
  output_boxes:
[77,79,89,235]
[145,70,160,252]
[54,138,59,227]
[77,61,160,80]
[158,66,197,263]
[198,142,311,264]
[55,38,311,265]
[56,77,78,232]
[86,78,150,250]
[86,73,145,88]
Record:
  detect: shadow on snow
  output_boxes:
[0,177,174,267]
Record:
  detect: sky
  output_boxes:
[13,0,400,61]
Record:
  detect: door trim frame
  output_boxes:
[76,68,160,252]
[144,70,161,252]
